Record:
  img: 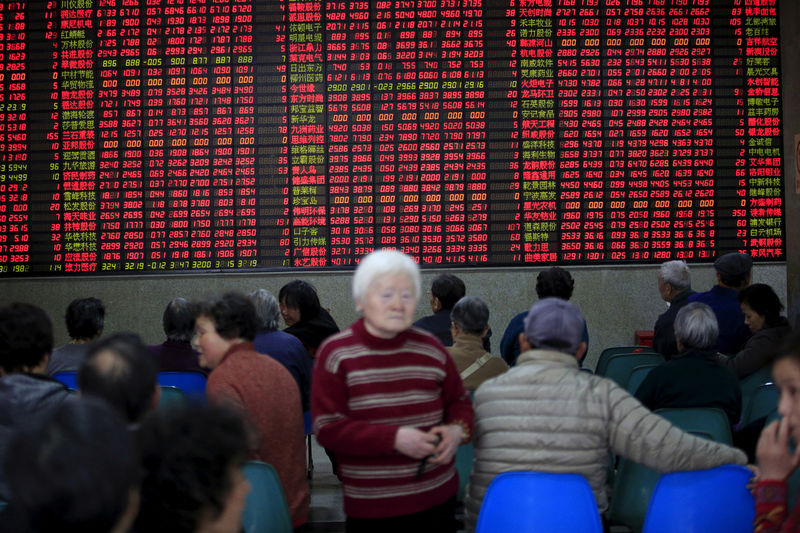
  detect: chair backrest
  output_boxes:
[158,386,187,409]
[741,384,778,427]
[654,407,733,445]
[739,366,773,421]
[242,461,293,533]
[641,465,754,533]
[601,353,665,389]
[596,346,654,375]
[52,371,78,390]
[156,372,207,404]
[474,472,602,533]
[626,364,659,394]
[455,441,474,501]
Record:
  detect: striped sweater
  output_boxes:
[312,318,474,519]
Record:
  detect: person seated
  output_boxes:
[635,302,742,426]
[717,283,792,379]
[279,280,339,357]
[499,267,588,366]
[46,297,105,376]
[2,398,140,533]
[413,273,466,347]
[78,332,161,425]
[753,333,800,532]
[133,405,251,533]
[0,302,75,500]
[447,296,508,391]
[250,289,313,413]
[465,298,746,531]
[192,292,309,529]
[149,297,207,376]
[652,260,695,359]
[688,251,752,354]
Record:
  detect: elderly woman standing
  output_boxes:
[312,250,474,533]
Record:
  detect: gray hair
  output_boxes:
[451,296,489,336]
[674,302,718,351]
[352,249,421,306]
[249,289,280,331]
[660,260,691,291]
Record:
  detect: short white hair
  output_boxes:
[352,249,421,305]
[674,302,718,350]
[660,260,691,291]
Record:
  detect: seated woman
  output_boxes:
[447,295,508,391]
[311,249,473,533]
[720,283,792,378]
[279,280,339,357]
[192,292,309,529]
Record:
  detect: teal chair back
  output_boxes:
[601,353,665,389]
[242,461,293,533]
[158,386,187,409]
[475,472,602,533]
[157,372,207,404]
[456,441,474,501]
[626,364,659,394]
[596,346,654,375]
[654,407,733,445]
[741,384,778,427]
[739,366,773,422]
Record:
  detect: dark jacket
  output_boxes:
[688,286,751,355]
[149,340,208,376]
[653,288,695,359]
[635,348,742,426]
[721,319,792,378]
[284,308,339,357]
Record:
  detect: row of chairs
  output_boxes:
[52,370,208,404]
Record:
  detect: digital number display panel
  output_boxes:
[0,0,783,274]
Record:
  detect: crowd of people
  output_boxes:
[0,249,797,532]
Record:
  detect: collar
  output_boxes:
[219,341,256,365]
[516,348,580,368]
[711,285,739,298]
[452,334,485,351]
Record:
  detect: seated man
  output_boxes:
[78,332,161,425]
[0,303,75,500]
[134,405,251,533]
[2,398,140,533]
[279,280,339,358]
[636,302,742,426]
[652,260,694,359]
[149,297,207,375]
[447,296,508,391]
[688,251,752,354]
[414,273,466,347]
[46,297,105,376]
[465,298,746,531]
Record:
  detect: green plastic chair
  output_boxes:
[596,346,655,375]
[739,366,773,423]
[626,364,659,395]
[456,441,474,501]
[158,386,187,409]
[601,353,665,389]
[741,384,778,428]
[242,461,293,533]
[654,407,733,445]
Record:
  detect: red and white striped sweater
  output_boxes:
[312,318,474,519]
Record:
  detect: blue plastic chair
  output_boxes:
[641,465,754,533]
[601,353,665,389]
[596,346,655,375]
[626,364,659,394]
[242,461,293,533]
[156,372,207,404]
[158,386,187,409]
[304,411,314,479]
[475,472,602,533]
[52,371,78,390]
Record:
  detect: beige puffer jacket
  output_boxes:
[464,348,748,531]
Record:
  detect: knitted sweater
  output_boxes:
[754,480,800,532]
[312,318,474,519]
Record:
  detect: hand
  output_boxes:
[428,424,463,465]
[756,418,800,481]
[746,464,760,490]
[394,427,439,459]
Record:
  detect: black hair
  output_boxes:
[65,297,105,340]
[278,280,322,322]
[192,292,258,341]
[431,274,466,311]
[536,267,575,300]
[3,398,138,533]
[0,303,53,374]
[739,283,784,328]
[163,297,195,343]
[134,405,250,533]
[78,332,159,423]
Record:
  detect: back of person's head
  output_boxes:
[738,283,783,328]
[135,405,250,533]
[78,332,159,423]
[162,297,194,343]
[523,298,585,355]
[249,289,281,331]
[535,267,575,300]
[192,292,259,341]
[4,397,139,533]
[0,302,53,374]
[659,260,691,291]
[431,274,466,310]
[278,280,322,321]
[65,297,105,341]
[674,302,719,351]
[714,252,753,289]
[451,295,489,336]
